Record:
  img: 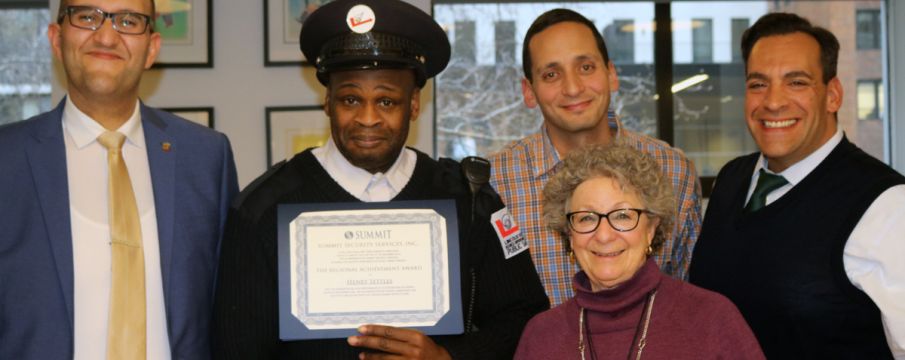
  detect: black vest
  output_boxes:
[689,138,903,359]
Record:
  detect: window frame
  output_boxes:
[0,0,47,9]
[856,8,882,50]
[857,79,883,121]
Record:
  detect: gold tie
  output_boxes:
[97,131,146,360]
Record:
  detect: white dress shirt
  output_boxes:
[63,97,171,360]
[312,137,415,202]
[748,125,905,358]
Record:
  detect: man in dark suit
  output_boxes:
[689,13,904,359]
[0,0,238,358]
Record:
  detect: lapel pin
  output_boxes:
[162,142,172,152]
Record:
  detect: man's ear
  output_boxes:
[826,76,843,114]
[410,88,421,121]
[521,78,538,108]
[48,23,63,62]
[606,61,619,92]
[143,32,162,69]
[323,92,333,117]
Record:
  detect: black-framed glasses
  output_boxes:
[59,6,153,35]
[566,209,649,234]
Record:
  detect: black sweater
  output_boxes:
[689,137,903,359]
[212,149,549,359]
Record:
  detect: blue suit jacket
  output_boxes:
[0,100,239,359]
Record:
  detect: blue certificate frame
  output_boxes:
[277,199,463,340]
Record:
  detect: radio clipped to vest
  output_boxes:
[461,156,490,197]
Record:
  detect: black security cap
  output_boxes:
[299,0,451,87]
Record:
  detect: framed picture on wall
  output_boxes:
[153,0,213,67]
[263,0,432,66]
[266,105,328,165]
[163,107,214,128]
[264,0,334,66]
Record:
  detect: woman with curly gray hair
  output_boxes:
[515,144,763,359]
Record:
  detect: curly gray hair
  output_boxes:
[542,143,676,253]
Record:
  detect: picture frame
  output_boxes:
[164,107,214,128]
[264,0,334,66]
[153,0,213,68]
[266,105,329,165]
[263,0,432,66]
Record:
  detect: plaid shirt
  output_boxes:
[489,113,703,306]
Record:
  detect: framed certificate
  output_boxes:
[277,200,463,340]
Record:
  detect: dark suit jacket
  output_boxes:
[0,99,239,359]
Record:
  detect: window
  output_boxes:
[856,9,881,50]
[433,1,890,195]
[604,19,635,64]
[434,2,656,160]
[0,4,52,126]
[692,18,713,63]
[452,21,476,64]
[494,21,517,64]
[672,1,887,179]
[731,18,749,63]
[673,3,766,176]
[857,79,883,120]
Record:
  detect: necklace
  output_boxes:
[578,289,658,360]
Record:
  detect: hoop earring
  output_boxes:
[568,250,576,262]
[645,245,653,256]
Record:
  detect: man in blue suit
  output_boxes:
[0,0,238,358]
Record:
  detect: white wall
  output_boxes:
[49,0,435,187]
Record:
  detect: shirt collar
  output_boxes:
[534,126,561,178]
[535,111,621,178]
[319,137,414,199]
[754,124,843,185]
[609,110,626,143]
[62,96,145,150]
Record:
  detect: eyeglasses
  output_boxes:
[59,6,153,35]
[566,209,649,234]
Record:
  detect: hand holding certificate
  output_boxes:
[277,200,463,340]
[347,324,452,360]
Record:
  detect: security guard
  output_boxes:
[211,1,549,359]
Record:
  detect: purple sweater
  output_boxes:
[515,259,764,359]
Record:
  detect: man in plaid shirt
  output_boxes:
[489,8,703,307]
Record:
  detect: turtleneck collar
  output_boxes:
[573,258,661,315]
